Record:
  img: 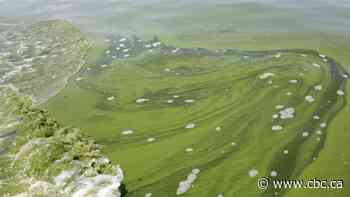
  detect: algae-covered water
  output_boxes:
[1,1,350,197]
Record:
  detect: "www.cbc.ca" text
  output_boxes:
[258,177,344,190]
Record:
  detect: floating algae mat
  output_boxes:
[46,37,348,197]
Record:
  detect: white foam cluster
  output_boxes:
[313,115,320,120]
[337,90,345,96]
[272,125,283,131]
[152,42,162,47]
[275,105,285,110]
[136,98,150,103]
[72,169,124,197]
[184,99,195,103]
[54,170,75,187]
[272,114,279,119]
[145,193,152,197]
[119,38,127,42]
[279,107,295,119]
[312,63,321,68]
[314,85,322,91]
[320,122,327,128]
[270,171,278,177]
[14,166,124,197]
[289,80,298,84]
[185,123,196,129]
[107,96,115,101]
[259,72,275,79]
[172,48,181,54]
[305,95,315,103]
[302,131,309,137]
[121,130,134,135]
[248,169,258,177]
[176,169,200,195]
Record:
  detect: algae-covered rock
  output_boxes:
[0,88,125,197]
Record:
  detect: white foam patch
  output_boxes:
[54,170,75,187]
[305,95,315,103]
[272,125,283,131]
[184,99,195,103]
[17,166,124,197]
[259,72,275,79]
[313,115,320,120]
[337,90,345,96]
[312,63,321,68]
[279,107,295,119]
[289,80,298,84]
[270,171,278,177]
[272,114,279,119]
[314,85,322,91]
[275,105,285,110]
[72,167,124,197]
[302,131,309,138]
[107,96,115,101]
[121,130,134,135]
[152,42,162,47]
[248,169,258,177]
[185,123,196,129]
[136,98,150,103]
[176,169,200,195]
